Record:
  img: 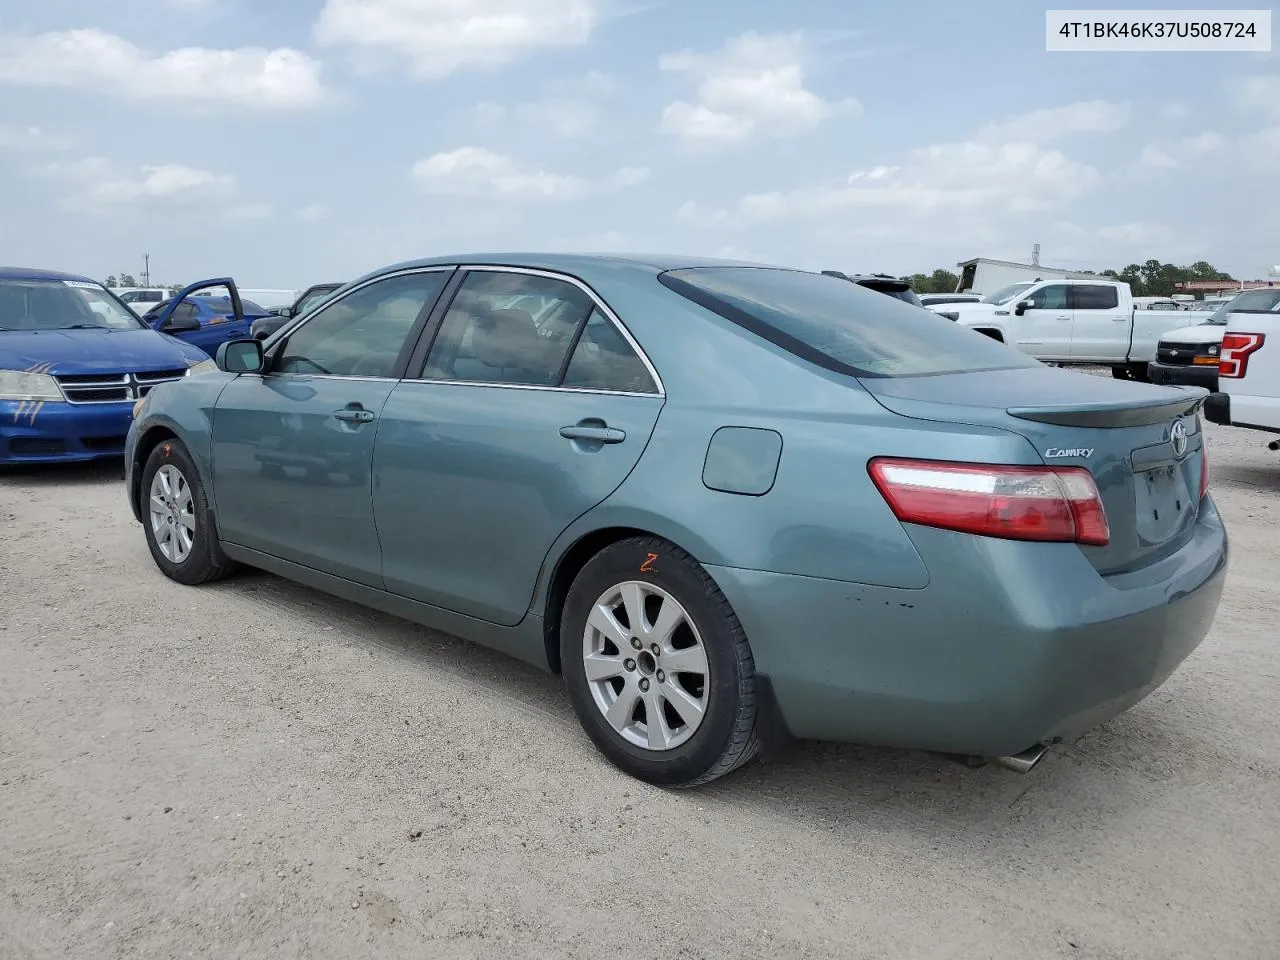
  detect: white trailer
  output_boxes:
[955,258,1103,296]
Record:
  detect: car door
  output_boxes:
[149,278,241,355]
[210,268,454,586]
[373,267,666,626]
[1012,283,1073,358]
[1067,283,1128,361]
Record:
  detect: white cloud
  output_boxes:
[411,146,646,200]
[659,31,859,146]
[0,29,326,110]
[701,140,1098,228]
[315,0,598,78]
[1096,222,1177,247]
[297,203,331,222]
[1228,73,1280,120]
[977,99,1130,142]
[1163,102,1190,120]
[1140,144,1178,169]
[0,124,76,151]
[1181,132,1226,154]
[41,158,236,208]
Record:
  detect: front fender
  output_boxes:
[125,372,235,520]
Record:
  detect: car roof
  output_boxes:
[0,266,99,284]
[369,252,779,277]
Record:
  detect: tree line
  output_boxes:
[104,275,184,293]
[903,260,1236,297]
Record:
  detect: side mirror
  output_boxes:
[216,338,265,374]
[1014,300,1031,316]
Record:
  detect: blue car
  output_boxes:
[0,268,230,465]
[139,290,273,357]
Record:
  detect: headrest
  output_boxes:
[472,308,539,369]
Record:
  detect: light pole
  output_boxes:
[143,254,151,287]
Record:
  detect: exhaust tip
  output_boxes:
[992,743,1049,774]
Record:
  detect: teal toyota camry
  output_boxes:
[124,254,1228,787]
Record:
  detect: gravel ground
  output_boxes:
[2,416,1279,960]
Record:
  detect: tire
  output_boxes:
[140,438,237,586]
[560,536,759,787]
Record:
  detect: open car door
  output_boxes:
[149,277,247,357]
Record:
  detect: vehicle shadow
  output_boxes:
[204,565,1198,850]
[0,460,126,487]
[1213,462,1280,492]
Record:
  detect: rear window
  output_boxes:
[659,267,1038,378]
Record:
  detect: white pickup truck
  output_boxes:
[1203,294,1280,451]
[932,279,1212,380]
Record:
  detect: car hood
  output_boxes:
[0,328,206,375]
[1159,323,1226,346]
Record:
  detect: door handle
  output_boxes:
[560,424,625,443]
[1056,315,1071,320]
[333,407,375,423]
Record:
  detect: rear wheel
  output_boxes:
[560,537,758,787]
[141,439,237,585]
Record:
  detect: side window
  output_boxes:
[271,271,446,378]
[422,271,593,386]
[562,309,657,393]
[1074,285,1120,310]
[1026,284,1069,310]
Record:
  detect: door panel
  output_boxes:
[209,268,453,585]
[1013,283,1073,358]
[212,375,395,585]
[1067,284,1128,361]
[373,382,663,624]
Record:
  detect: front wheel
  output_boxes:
[140,439,237,585]
[560,537,759,787]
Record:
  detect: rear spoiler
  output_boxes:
[1007,389,1208,428]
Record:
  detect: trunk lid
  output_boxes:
[861,366,1208,575]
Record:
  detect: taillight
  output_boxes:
[1219,332,1265,379]
[868,458,1110,546]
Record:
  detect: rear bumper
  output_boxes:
[1148,360,1217,391]
[0,400,133,464]
[706,498,1228,757]
[1204,391,1280,434]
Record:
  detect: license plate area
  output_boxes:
[1133,464,1192,544]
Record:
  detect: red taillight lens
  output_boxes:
[1219,332,1265,379]
[868,458,1110,546]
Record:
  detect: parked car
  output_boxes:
[0,267,216,464]
[1148,289,1280,392]
[1203,294,1280,448]
[140,285,273,356]
[124,255,1227,787]
[251,282,345,340]
[821,271,924,307]
[942,279,1214,380]
[116,288,172,315]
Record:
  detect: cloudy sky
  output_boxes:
[0,0,1276,288]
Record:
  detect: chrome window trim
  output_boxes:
[392,378,660,399]
[259,265,458,381]
[406,264,666,398]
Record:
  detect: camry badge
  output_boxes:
[1170,419,1188,458]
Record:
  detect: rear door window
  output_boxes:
[658,267,1037,378]
[1073,285,1120,310]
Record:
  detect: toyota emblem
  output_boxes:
[1170,419,1188,458]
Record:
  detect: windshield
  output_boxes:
[0,278,145,331]
[982,282,1035,305]
[659,266,1039,378]
[1205,289,1280,325]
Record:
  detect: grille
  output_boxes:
[1155,343,1195,366]
[81,435,128,452]
[55,368,188,404]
